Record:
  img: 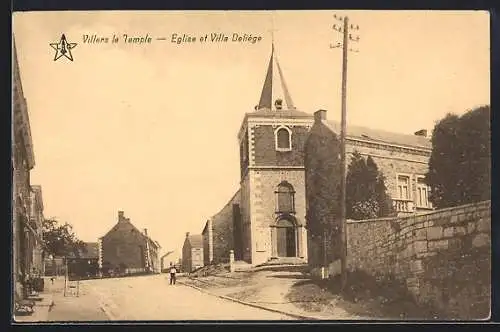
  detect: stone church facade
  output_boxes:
[203,44,314,266]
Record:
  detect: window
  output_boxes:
[416,177,431,208]
[275,98,283,110]
[276,181,295,213]
[397,175,410,200]
[275,126,292,151]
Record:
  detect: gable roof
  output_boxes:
[101,218,160,248]
[324,120,432,150]
[67,242,99,259]
[187,234,203,248]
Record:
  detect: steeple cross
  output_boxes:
[268,14,279,48]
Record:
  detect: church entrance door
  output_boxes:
[276,218,296,257]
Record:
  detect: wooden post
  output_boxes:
[63,257,67,297]
[339,16,349,292]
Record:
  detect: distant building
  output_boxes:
[100,211,161,275]
[160,250,180,272]
[43,257,65,276]
[67,242,100,279]
[304,109,433,268]
[182,233,204,272]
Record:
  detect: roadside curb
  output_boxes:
[178,278,318,321]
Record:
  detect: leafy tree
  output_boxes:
[305,130,341,237]
[42,218,87,258]
[346,152,393,220]
[426,105,490,208]
[367,156,394,217]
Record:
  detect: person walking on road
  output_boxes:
[169,263,177,285]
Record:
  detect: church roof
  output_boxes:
[246,108,312,119]
[254,44,303,114]
[324,120,432,150]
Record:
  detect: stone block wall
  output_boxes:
[252,125,310,167]
[240,174,253,262]
[211,190,240,263]
[191,248,204,271]
[345,140,430,202]
[202,219,213,265]
[101,225,147,271]
[346,200,491,319]
[249,169,308,265]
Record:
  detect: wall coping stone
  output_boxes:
[347,200,490,225]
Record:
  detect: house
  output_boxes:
[66,242,100,279]
[160,250,180,272]
[304,109,433,268]
[12,38,42,298]
[182,233,204,272]
[100,211,161,276]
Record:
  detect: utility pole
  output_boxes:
[331,14,360,291]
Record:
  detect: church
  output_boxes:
[201,42,433,267]
[202,44,314,266]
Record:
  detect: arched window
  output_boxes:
[275,181,295,213]
[275,126,292,151]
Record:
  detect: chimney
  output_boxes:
[118,211,125,222]
[186,232,190,238]
[144,228,148,236]
[314,109,327,123]
[414,129,428,137]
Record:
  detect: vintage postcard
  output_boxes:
[12,10,491,322]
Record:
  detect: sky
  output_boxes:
[12,10,490,257]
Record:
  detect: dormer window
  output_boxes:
[275,126,292,152]
[275,98,283,110]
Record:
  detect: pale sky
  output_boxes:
[12,10,490,256]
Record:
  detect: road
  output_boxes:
[48,274,294,321]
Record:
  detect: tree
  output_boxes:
[305,131,342,237]
[367,156,394,217]
[346,151,393,220]
[42,218,87,258]
[426,105,490,208]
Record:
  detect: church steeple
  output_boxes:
[256,43,296,111]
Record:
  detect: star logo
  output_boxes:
[50,34,77,62]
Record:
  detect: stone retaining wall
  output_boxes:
[346,200,491,319]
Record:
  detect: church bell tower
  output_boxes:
[237,41,314,265]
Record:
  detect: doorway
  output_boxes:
[276,218,297,257]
